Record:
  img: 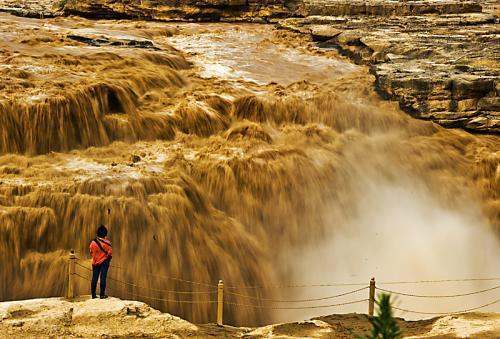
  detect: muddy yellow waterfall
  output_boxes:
[0,11,498,328]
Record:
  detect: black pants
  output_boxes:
[91,259,110,297]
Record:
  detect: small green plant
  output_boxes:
[358,293,402,339]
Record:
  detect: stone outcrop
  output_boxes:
[278,12,500,133]
[0,0,62,17]
[0,0,291,21]
[1,297,499,338]
[295,0,482,17]
[58,0,489,22]
[0,297,198,338]
[61,0,290,22]
[0,0,487,21]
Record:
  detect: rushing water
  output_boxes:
[0,14,499,326]
[168,23,357,85]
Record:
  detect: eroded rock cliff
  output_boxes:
[278,9,499,133]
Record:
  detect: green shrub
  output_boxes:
[358,293,402,339]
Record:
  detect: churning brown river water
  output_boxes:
[0,13,499,325]
[167,23,357,85]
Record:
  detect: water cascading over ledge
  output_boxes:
[0,14,499,326]
[2,84,499,324]
[0,49,189,155]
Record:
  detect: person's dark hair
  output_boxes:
[97,225,108,238]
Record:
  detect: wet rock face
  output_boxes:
[296,0,482,17]
[279,12,500,133]
[0,0,291,20]
[61,0,290,21]
[0,0,487,20]
[0,0,62,17]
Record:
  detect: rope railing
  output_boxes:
[106,275,217,295]
[391,298,500,315]
[223,298,370,310]
[107,262,218,288]
[225,286,369,303]
[73,271,217,304]
[222,278,500,290]
[75,256,500,290]
[66,252,500,326]
[376,284,500,298]
[224,282,369,289]
[75,261,91,271]
[377,277,500,285]
[75,261,215,295]
[115,291,218,304]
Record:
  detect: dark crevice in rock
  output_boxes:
[67,34,158,50]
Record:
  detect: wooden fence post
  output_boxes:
[369,277,375,316]
[217,280,224,326]
[67,250,76,299]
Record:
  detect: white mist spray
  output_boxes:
[275,133,500,322]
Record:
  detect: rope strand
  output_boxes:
[223,298,369,310]
[76,258,217,288]
[225,286,369,302]
[377,284,500,298]
[225,282,368,289]
[392,298,500,315]
[75,261,91,271]
[378,277,500,285]
[75,262,214,295]
[225,277,500,290]
[73,273,217,304]
[105,274,216,295]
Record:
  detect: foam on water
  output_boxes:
[168,23,357,85]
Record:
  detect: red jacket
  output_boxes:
[89,237,112,266]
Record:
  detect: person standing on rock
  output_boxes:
[90,225,112,299]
